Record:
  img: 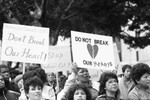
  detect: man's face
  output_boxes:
[124,68,131,79]
[0,68,10,81]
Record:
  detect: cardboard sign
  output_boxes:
[71,31,115,70]
[42,46,72,73]
[1,23,49,64]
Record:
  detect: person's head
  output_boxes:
[122,64,132,79]
[76,68,90,83]
[0,74,5,89]
[24,76,43,100]
[47,72,56,83]
[0,64,10,81]
[130,63,150,87]
[99,71,119,97]
[67,83,92,100]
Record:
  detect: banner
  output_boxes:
[71,31,115,70]
[42,46,72,73]
[1,23,49,64]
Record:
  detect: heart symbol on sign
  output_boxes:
[87,44,98,59]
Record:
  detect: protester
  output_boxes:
[47,72,57,91]
[24,76,43,100]
[58,71,67,92]
[67,83,92,100]
[0,73,20,100]
[118,64,135,100]
[0,64,20,93]
[19,67,56,100]
[96,71,120,100]
[57,63,99,100]
[128,63,150,100]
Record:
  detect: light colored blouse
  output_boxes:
[128,86,150,100]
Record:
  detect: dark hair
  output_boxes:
[98,71,119,96]
[23,70,40,82]
[23,67,47,83]
[35,68,47,83]
[24,76,43,94]
[130,63,150,85]
[122,64,132,73]
[0,64,9,72]
[67,83,92,100]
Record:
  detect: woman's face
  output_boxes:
[105,78,118,93]
[74,89,86,100]
[77,68,90,82]
[137,73,150,88]
[26,85,42,100]
[47,73,55,82]
[0,75,5,89]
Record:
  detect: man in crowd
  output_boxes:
[118,64,135,100]
[0,73,20,100]
[0,64,20,93]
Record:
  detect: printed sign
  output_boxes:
[71,31,115,70]
[1,23,49,64]
[42,46,72,73]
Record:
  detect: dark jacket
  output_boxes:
[5,80,20,93]
[0,88,20,100]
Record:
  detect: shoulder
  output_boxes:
[128,86,139,100]
[96,95,106,100]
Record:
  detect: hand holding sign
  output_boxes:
[71,62,78,75]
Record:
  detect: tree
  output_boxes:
[0,0,150,48]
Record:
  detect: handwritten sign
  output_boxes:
[42,46,72,73]
[1,23,49,64]
[71,31,115,70]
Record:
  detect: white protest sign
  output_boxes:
[71,31,115,70]
[1,23,49,64]
[42,46,72,73]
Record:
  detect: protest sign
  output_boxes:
[71,31,115,70]
[42,46,72,73]
[1,23,49,64]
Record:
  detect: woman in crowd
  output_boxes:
[96,71,120,100]
[19,67,56,100]
[0,74,20,100]
[128,63,150,100]
[67,83,92,100]
[57,63,99,100]
[24,76,43,100]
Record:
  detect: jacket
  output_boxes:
[0,88,20,100]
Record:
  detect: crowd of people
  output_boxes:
[0,62,150,100]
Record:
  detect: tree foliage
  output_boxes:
[0,0,150,48]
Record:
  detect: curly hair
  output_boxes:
[35,68,47,83]
[67,83,92,100]
[23,67,47,83]
[24,76,43,94]
[98,71,119,96]
[130,63,150,85]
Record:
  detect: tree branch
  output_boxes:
[62,11,78,20]
[64,0,75,12]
